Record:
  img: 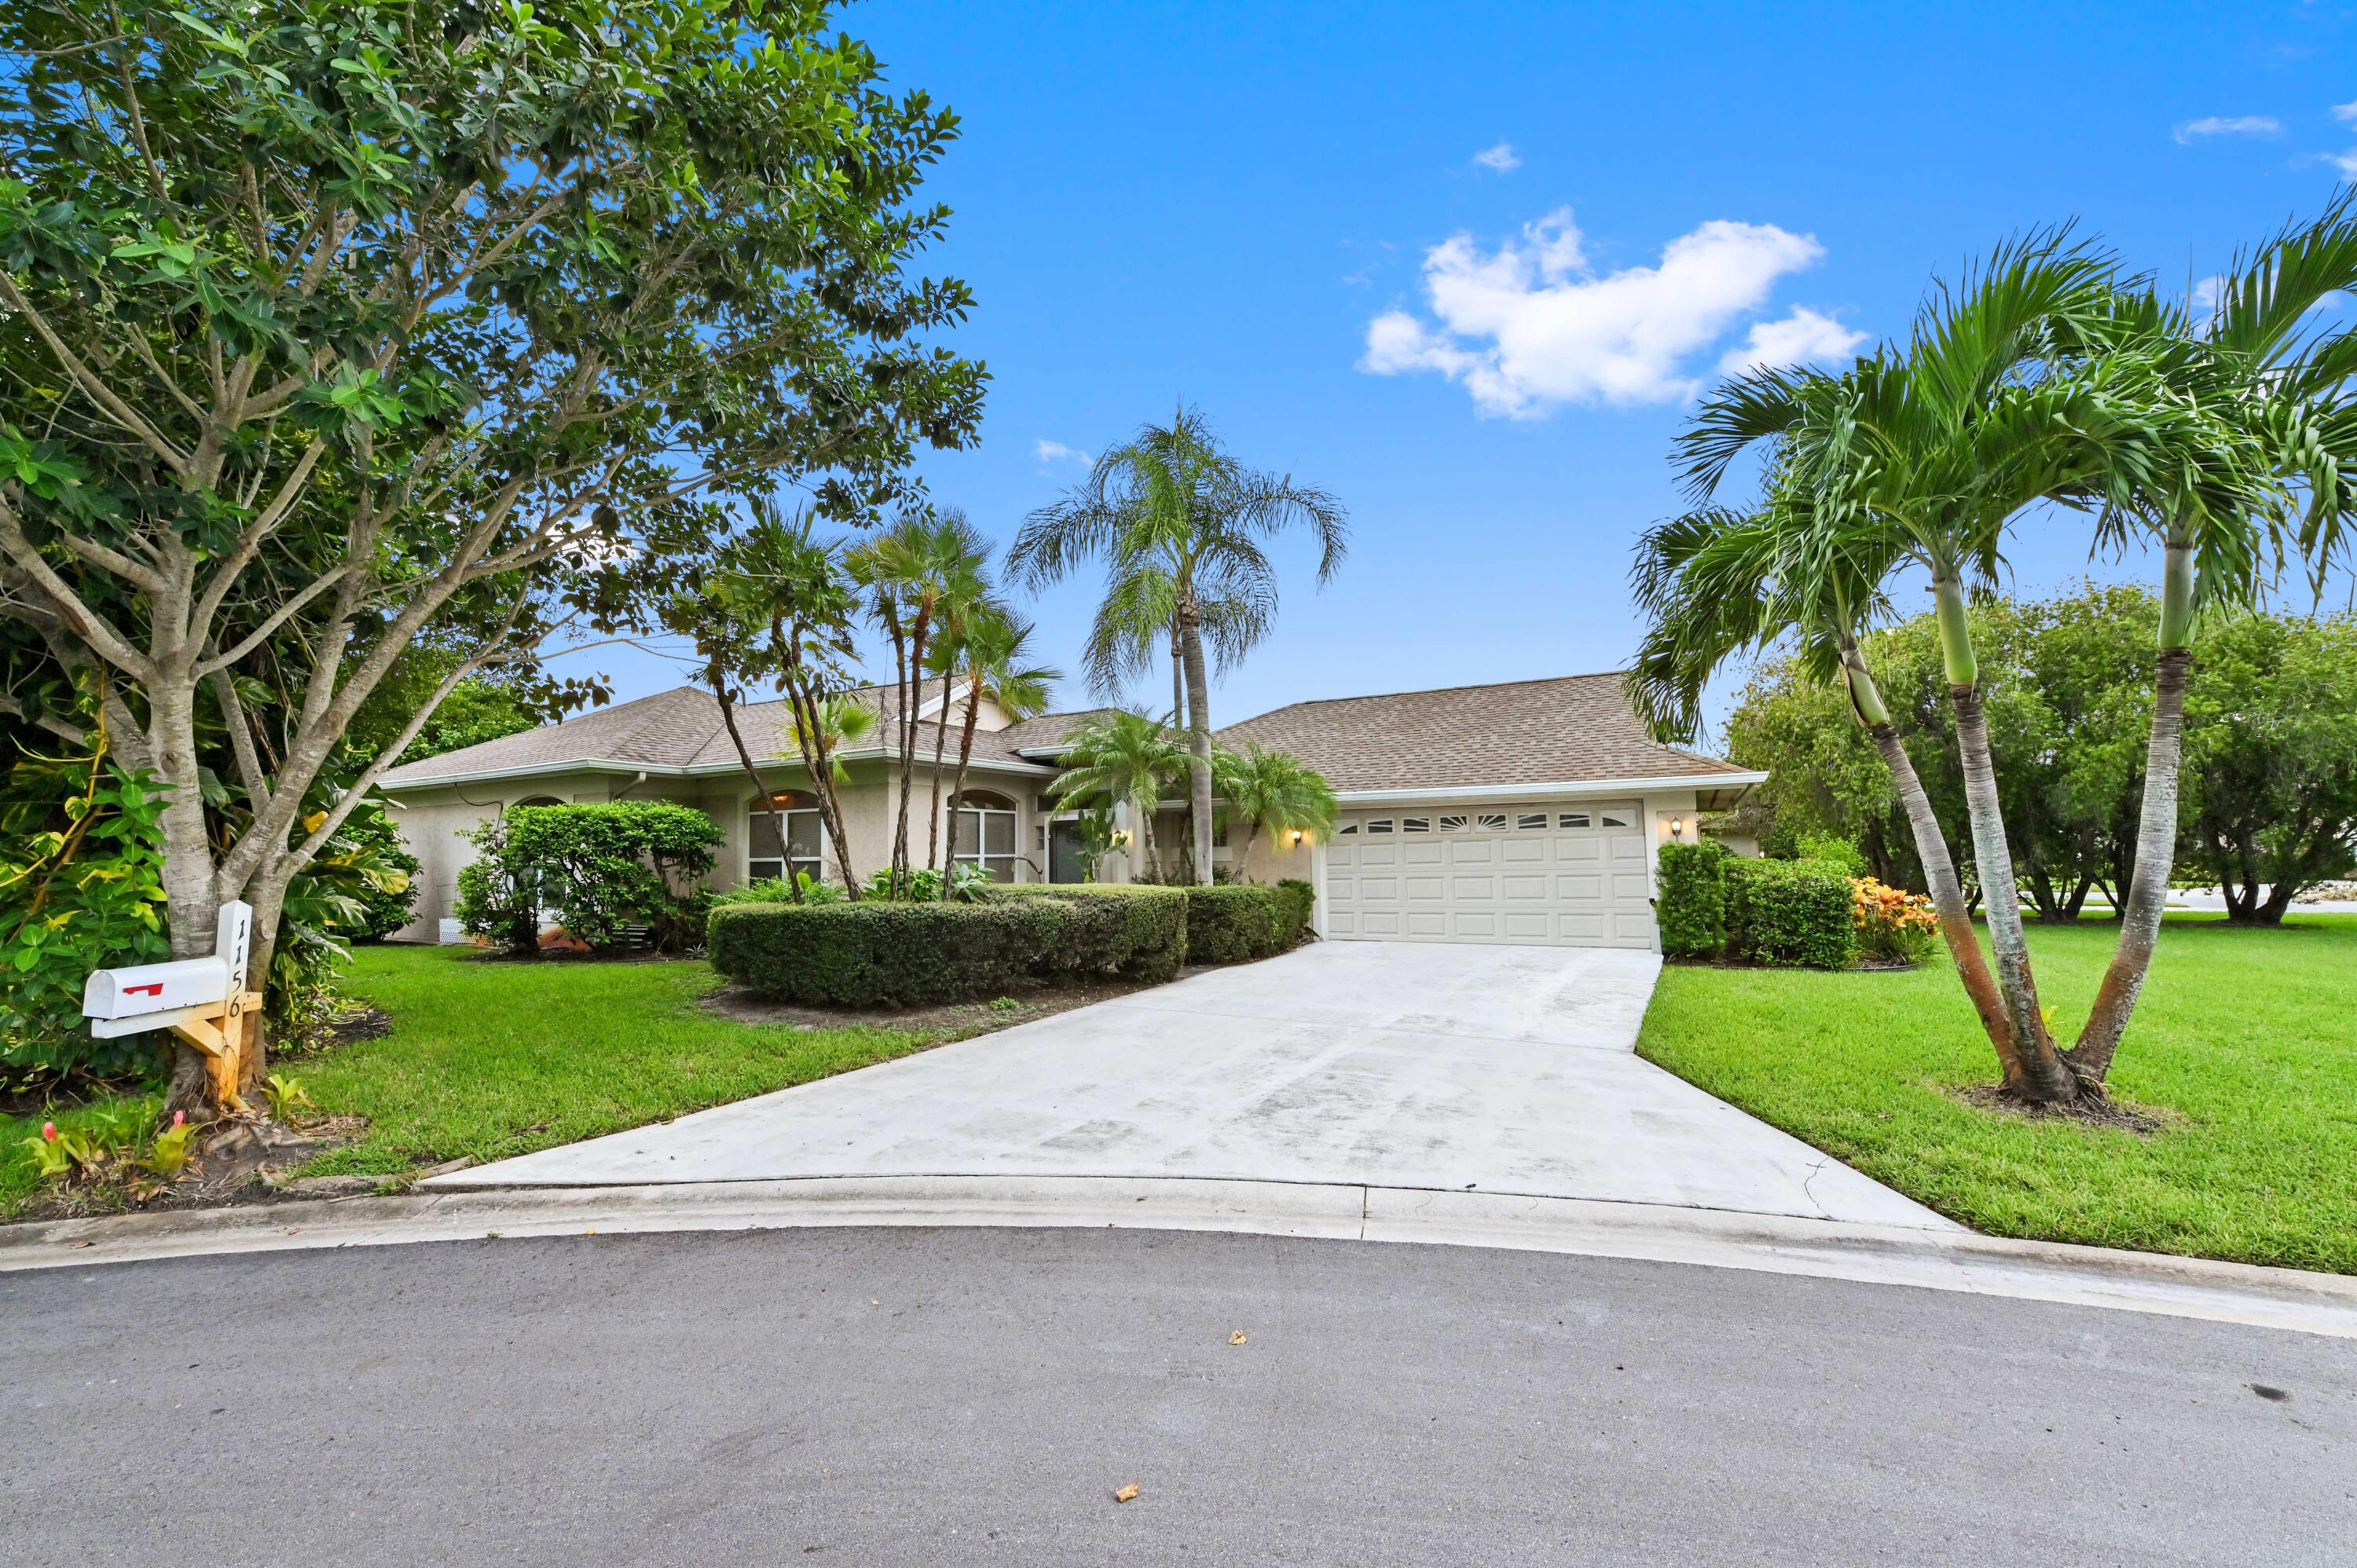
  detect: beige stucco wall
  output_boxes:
[379,758,1058,939]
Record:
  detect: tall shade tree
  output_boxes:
[1212,743,1337,876]
[1048,709,1186,870]
[1007,408,1347,884]
[2060,203,2357,1076]
[0,0,983,1110]
[1678,238,2271,1104]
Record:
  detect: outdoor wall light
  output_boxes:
[1288,829,1305,847]
[1670,815,1685,839]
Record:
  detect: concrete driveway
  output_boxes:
[442,942,1949,1228]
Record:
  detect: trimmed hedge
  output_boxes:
[1185,882,1315,964]
[1655,841,1732,958]
[1725,857,1857,969]
[707,884,1187,1006]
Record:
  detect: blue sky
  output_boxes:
[599,0,2357,741]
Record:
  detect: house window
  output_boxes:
[1516,813,1549,831]
[1438,814,1468,833]
[1559,811,1591,829]
[1600,810,1633,829]
[1401,815,1431,833]
[1475,812,1508,832]
[1364,819,1395,835]
[749,790,825,885]
[951,789,1019,883]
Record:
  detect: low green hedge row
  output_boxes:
[707,879,1314,1006]
[1183,880,1316,964]
[1655,844,1858,969]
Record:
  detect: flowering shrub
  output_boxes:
[1853,877,1937,964]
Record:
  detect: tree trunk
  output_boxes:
[1951,683,2081,1101]
[926,669,955,873]
[711,674,798,903]
[1176,595,1215,885]
[2069,571,2194,1080]
[942,672,985,897]
[891,610,932,896]
[1845,644,2022,1087]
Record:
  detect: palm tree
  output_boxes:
[787,694,878,789]
[1007,407,1347,885]
[847,509,988,898]
[1049,709,1186,874]
[1678,236,2269,1103]
[2061,202,2357,1077]
[940,608,1060,895]
[1213,743,1338,876]
[1629,497,2028,1086]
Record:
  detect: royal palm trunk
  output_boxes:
[1176,593,1216,885]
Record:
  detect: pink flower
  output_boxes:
[41,1121,57,1141]
[171,1110,185,1127]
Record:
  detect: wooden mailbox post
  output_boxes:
[82,902,261,1112]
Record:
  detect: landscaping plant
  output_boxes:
[1852,879,1938,965]
[456,804,722,954]
[1008,408,1348,885]
[0,0,983,1112]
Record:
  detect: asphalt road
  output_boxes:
[4,1226,2348,1566]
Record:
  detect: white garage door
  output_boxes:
[1323,802,1655,948]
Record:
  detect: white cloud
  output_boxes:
[2330,148,2357,180]
[1033,438,1091,465]
[2333,99,2357,124]
[1716,306,1867,376]
[1358,208,1838,416]
[2172,115,2282,144]
[1471,141,1520,172]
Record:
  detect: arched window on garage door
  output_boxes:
[950,789,1018,882]
[749,789,825,884]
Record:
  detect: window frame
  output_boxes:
[950,789,1021,883]
[748,790,827,886]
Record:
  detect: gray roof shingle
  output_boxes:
[1211,672,1747,793]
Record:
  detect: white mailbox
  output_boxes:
[84,956,231,1022]
[81,902,253,1040]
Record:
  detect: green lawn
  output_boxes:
[2,945,942,1211]
[1637,913,2357,1273]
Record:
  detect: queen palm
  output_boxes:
[846,508,988,897]
[1008,407,1347,885]
[1679,237,2270,1102]
[1049,709,1186,872]
[938,608,1059,892]
[1212,742,1339,874]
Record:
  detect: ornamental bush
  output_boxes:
[456,802,721,953]
[708,885,1187,1006]
[1853,877,1938,964]
[1725,857,1857,969]
[1184,883,1314,963]
[1654,841,1732,958]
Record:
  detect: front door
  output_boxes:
[1047,819,1088,883]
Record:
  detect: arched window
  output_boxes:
[749,789,825,885]
[511,794,564,811]
[950,789,1018,883]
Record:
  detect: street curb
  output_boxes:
[5,1174,2354,1340]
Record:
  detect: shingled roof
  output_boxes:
[378,683,1067,787]
[1211,672,1749,793]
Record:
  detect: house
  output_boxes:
[374,672,1762,951]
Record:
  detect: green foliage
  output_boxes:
[1655,841,1733,958]
[1182,884,1313,964]
[861,863,989,903]
[1852,879,1940,965]
[317,804,420,941]
[140,1109,196,1178]
[708,885,1189,1007]
[2180,611,2357,922]
[0,756,171,1081]
[262,1073,311,1123]
[712,872,845,910]
[1791,832,1868,877]
[1213,744,1338,866]
[1725,859,1858,969]
[456,803,721,954]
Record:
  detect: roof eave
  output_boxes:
[1330,771,1767,805]
[376,749,1058,793]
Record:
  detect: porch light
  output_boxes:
[1288,828,1305,847]
[1110,828,1131,848]
[1670,815,1685,839]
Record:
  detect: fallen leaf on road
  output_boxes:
[1229,1331,1248,1346]
[1113,1482,1139,1504]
